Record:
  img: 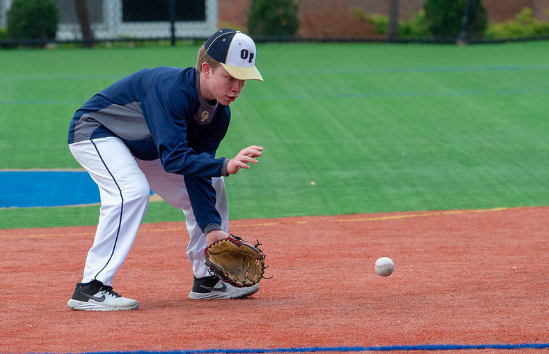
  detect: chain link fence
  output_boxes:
[1,0,549,46]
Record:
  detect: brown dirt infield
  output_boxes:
[1,206,549,354]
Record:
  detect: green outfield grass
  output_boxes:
[1,41,548,229]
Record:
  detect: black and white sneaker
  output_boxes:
[67,280,139,311]
[189,276,259,300]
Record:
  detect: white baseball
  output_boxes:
[375,257,394,276]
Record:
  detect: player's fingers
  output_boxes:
[228,147,263,174]
[239,156,258,165]
[239,156,259,164]
[234,161,251,169]
[242,146,263,157]
[228,159,250,173]
[243,149,262,158]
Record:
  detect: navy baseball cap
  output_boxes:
[204,28,263,81]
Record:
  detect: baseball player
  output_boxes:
[67,29,264,311]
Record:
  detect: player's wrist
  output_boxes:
[205,229,228,246]
[222,158,231,176]
[204,223,223,235]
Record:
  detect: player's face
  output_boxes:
[203,64,245,106]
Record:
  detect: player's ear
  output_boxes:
[202,62,211,78]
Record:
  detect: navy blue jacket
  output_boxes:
[68,67,231,233]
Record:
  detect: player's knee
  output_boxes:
[123,180,150,204]
[163,195,188,210]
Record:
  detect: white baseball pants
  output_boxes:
[69,137,228,286]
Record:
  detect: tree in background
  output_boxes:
[247,0,300,36]
[485,7,549,39]
[387,0,399,39]
[74,0,95,47]
[423,0,487,39]
[7,0,58,41]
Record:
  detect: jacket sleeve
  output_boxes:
[184,175,222,233]
[141,81,226,177]
[141,73,227,233]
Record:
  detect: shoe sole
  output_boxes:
[188,285,259,300]
[67,299,139,311]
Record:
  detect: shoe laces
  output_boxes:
[100,285,121,298]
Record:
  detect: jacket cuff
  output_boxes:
[204,223,223,235]
[221,158,230,177]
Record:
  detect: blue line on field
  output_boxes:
[247,88,549,101]
[0,99,86,105]
[47,342,549,354]
[1,87,548,106]
[2,64,547,83]
[265,64,549,76]
[0,74,125,82]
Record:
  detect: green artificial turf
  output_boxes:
[1,41,548,229]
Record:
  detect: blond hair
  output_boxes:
[196,46,221,73]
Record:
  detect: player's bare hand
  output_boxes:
[206,229,229,246]
[226,145,263,175]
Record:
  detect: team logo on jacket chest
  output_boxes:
[195,109,212,125]
[201,111,209,122]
